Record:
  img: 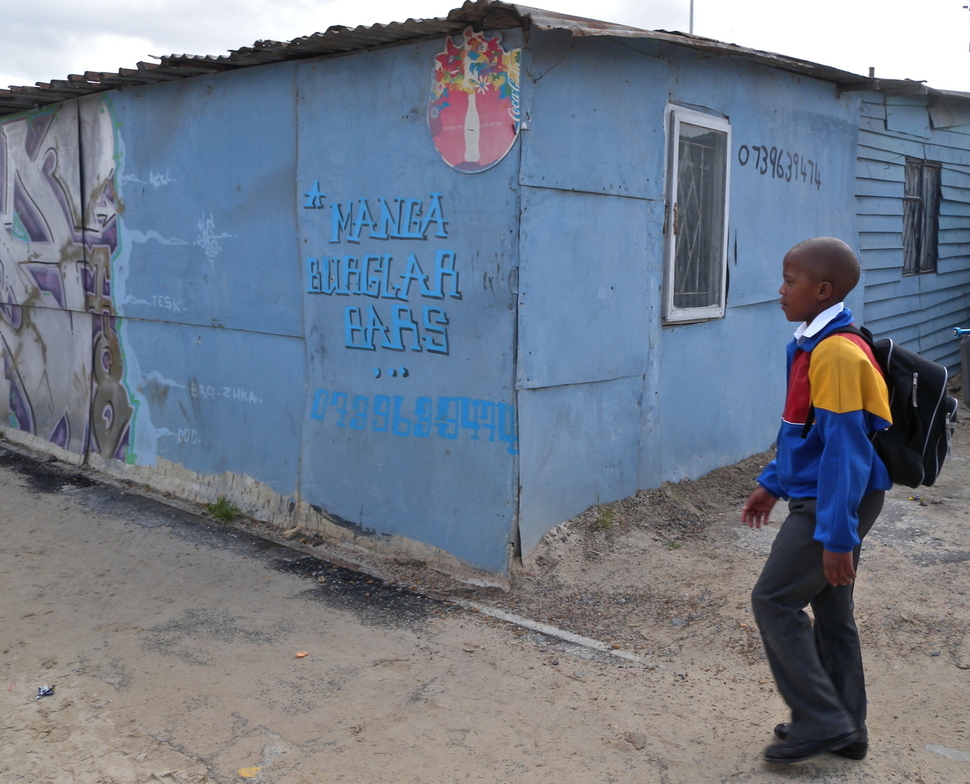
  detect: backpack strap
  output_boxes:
[800,406,815,439]
[799,325,875,439]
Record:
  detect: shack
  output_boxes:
[1,1,968,578]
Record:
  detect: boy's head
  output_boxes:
[779,237,860,324]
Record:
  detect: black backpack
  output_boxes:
[802,325,958,488]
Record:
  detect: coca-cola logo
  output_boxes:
[428,27,521,173]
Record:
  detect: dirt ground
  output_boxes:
[1,394,970,783]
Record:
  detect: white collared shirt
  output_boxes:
[794,302,845,345]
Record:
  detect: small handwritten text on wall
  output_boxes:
[737,144,821,189]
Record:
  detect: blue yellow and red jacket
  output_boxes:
[757,306,892,552]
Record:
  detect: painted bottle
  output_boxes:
[464,91,481,164]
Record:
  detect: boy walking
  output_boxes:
[741,237,892,763]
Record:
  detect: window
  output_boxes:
[903,158,940,275]
[663,107,731,323]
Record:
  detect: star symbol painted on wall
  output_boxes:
[303,181,326,209]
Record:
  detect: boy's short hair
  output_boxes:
[789,237,860,300]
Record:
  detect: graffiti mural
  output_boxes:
[0,97,132,459]
[429,27,521,173]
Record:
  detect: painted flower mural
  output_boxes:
[429,27,521,173]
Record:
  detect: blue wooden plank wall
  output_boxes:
[856,95,970,368]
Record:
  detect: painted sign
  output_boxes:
[301,185,519,454]
[303,189,459,357]
[429,27,521,173]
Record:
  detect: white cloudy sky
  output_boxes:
[2,0,969,93]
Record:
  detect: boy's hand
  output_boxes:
[741,486,777,528]
[823,550,856,586]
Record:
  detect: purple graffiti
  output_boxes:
[48,411,71,450]
[13,177,52,243]
[3,354,35,435]
[24,113,55,162]
[42,149,84,244]
[100,400,114,430]
[81,264,95,298]
[111,421,130,462]
[26,264,66,308]
[86,176,119,253]
[1,100,132,460]
[99,341,112,373]
[0,285,23,329]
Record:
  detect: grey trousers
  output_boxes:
[751,492,884,741]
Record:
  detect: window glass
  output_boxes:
[920,161,940,274]
[903,158,940,275]
[665,108,730,322]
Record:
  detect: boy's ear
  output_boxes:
[817,280,833,300]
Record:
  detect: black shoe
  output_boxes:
[773,723,868,760]
[764,729,859,763]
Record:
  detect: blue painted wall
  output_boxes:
[3,20,964,573]
[651,47,862,486]
[295,37,521,571]
[1,35,522,573]
[515,31,863,549]
[106,65,305,497]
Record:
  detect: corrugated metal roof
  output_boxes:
[0,0,946,118]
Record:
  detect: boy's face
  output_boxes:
[779,251,828,324]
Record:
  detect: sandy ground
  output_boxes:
[1,397,969,784]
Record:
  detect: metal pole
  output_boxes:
[690,0,694,34]
[956,328,970,405]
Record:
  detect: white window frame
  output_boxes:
[663,106,731,323]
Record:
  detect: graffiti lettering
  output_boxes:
[150,294,185,313]
[303,191,459,358]
[194,213,234,265]
[344,305,449,354]
[315,193,448,243]
[120,169,176,189]
[190,383,216,399]
[310,389,518,454]
[150,169,175,188]
[306,248,460,352]
[189,381,262,404]
[177,428,201,445]
[306,250,460,301]
[737,144,822,189]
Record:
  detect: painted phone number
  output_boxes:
[309,389,518,455]
[737,144,821,189]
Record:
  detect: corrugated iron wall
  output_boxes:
[4,18,967,576]
[1,35,521,575]
[512,30,865,550]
